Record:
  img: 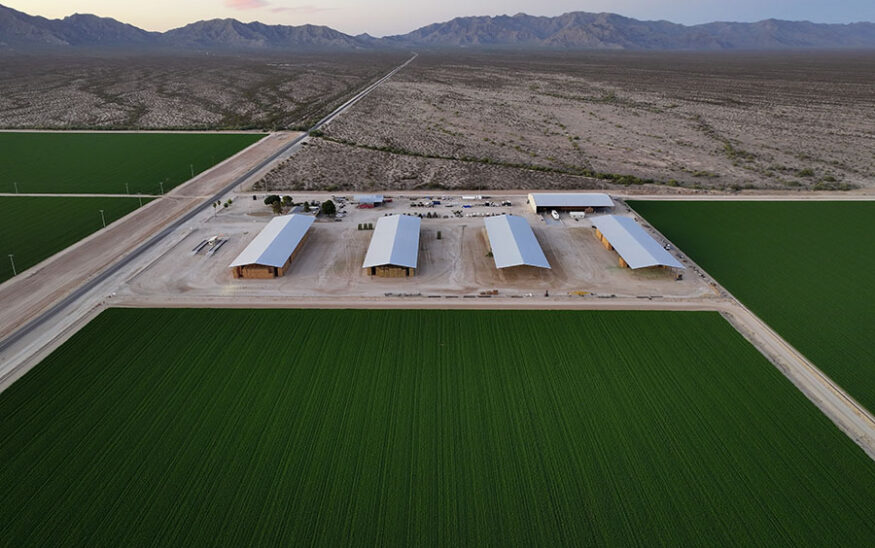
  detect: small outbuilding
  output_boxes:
[354,194,385,206]
[483,214,551,269]
[528,193,614,213]
[363,214,421,277]
[229,214,314,279]
[590,215,684,270]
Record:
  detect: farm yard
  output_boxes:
[0,308,872,546]
[0,196,148,282]
[0,132,263,194]
[629,200,875,413]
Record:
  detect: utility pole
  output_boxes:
[125,182,130,195]
[13,182,18,194]
[159,181,165,195]
[8,254,16,276]
[138,195,143,207]
[99,209,106,228]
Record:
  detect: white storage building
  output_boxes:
[362,214,421,277]
[528,193,614,213]
[483,214,551,269]
[230,214,314,279]
[590,215,684,270]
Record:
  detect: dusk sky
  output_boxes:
[6,0,874,36]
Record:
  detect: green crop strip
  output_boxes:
[629,200,875,414]
[0,132,263,194]
[0,309,872,546]
[0,196,150,282]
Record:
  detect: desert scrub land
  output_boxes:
[0,196,148,282]
[630,200,875,413]
[0,132,262,194]
[254,137,614,192]
[0,308,873,546]
[0,52,407,130]
[260,50,874,192]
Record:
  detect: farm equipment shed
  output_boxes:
[354,194,385,206]
[363,215,421,277]
[229,214,314,279]
[528,193,614,213]
[590,215,684,270]
[484,214,551,269]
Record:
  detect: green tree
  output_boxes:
[271,201,283,214]
[282,195,293,207]
[321,200,336,216]
[264,195,281,206]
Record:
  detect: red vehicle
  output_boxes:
[357,203,375,209]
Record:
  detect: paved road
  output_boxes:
[0,54,417,356]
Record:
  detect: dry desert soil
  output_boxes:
[0,51,408,130]
[257,50,875,192]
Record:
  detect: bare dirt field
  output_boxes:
[0,52,407,130]
[258,50,875,192]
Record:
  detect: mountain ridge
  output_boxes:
[1,4,874,52]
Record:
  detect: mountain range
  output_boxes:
[2,3,874,52]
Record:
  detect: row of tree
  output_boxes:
[263,195,335,216]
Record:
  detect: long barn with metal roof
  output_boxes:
[484,214,551,269]
[528,193,614,213]
[590,215,684,270]
[362,214,421,277]
[230,214,314,279]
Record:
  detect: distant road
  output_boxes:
[0,53,417,356]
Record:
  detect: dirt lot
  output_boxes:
[258,50,875,192]
[0,52,406,130]
[117,193,710,302]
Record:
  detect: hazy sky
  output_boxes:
[7,0,874,36]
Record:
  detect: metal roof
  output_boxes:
[529,193,614,208]
[354,194,384,204]
[591,215,684,269]
[362,215,421,269]
[229,214,314,268]
[484,215,551,269]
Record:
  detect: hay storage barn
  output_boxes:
[590,215,684,270]
[528,193,614,213]
[483,214,551,269]
[229,214,314,279]
[362,214,421,277]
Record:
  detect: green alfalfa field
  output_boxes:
[0,309,872,546]
[628,200,875,413]
[0,132,263,194]
[0,196,149,282]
